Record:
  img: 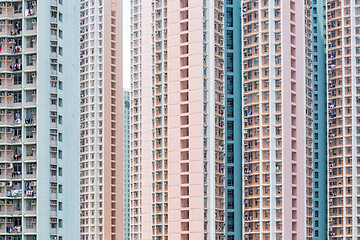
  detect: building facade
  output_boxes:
[130,0,225,239]
[312,0,327,238]
[241,0,313,239]
[124,89,130,240]
[80,0,123,239]
[0,0,80,239]
[224,0,242,239]
[326,0,360,238]
[127,0,360,239]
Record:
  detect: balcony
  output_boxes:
[24,133,36,144]
[25,8,37,17]
[8,26,22,36]
[24,189,35,198]
[6,189,22,198]
[5,225,22,234]
[24,19,37,35]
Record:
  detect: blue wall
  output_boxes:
[312,0,327,238]
[225,0,242,239]
[124,90,130,240]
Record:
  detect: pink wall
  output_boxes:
[168,0,204,238]
[141,0,154,238]
[281,0,306,238]
[102,0,123,238]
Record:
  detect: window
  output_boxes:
[14,3,22,14]
[58,133,62,142]
[276,150,281,159]
[26,127,33,138]
[275,32,280,41]
[59,115,62,124]
[58,167,62,176]
[26,91,33,102]
[227,167,234,175]
[26,218,33,229]
[26,200,33,211]
[13,74,21,85]
[26,145,34,156]
[58,202,63,211]
[26,19,34,30]
[227,190,234,198]
[14,92,21,103]
[26,164,34,174]
[58,185,63,193]
[59,219,63,228]
[27,37,34,48]
[59,98,63,107]
[26,73,34,84]
[26,55,35,66]
[59,30,63,39]
[58,150,62,159]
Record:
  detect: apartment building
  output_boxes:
[241,0,313,239]
[80,0,123,239]
[326,0,360,238]
[130,0,225,239]
[224,0,242,239]
[124,89,130,240]
[0,0,80,239]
